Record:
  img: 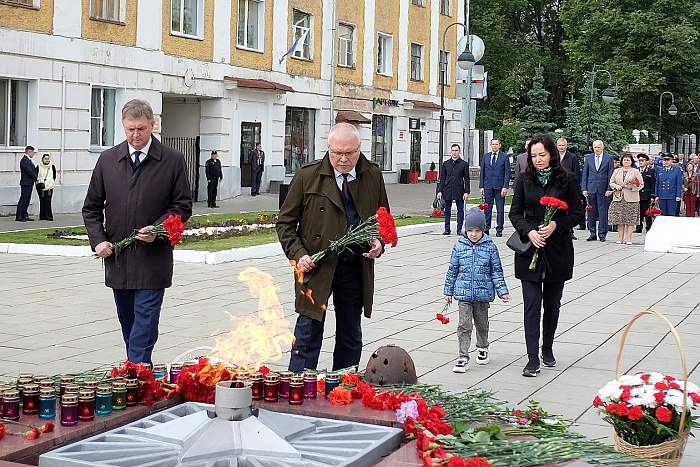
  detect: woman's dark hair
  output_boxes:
[524,134,568,188]
[621,154,634,165]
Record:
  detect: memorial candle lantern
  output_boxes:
[95,384,113,416]
[0,383,11,415]
[18,373,34,380]
[32,375,49,384]
[60,375,76,397]
[39,379,55,389]
[60,394,79,427]
[152,364,167,381]
[263,373,280,402]
[249,372,264,401]
[83,379,98,393]
[2,389,20,421]
[64,384,80,396]
[289,376,304,406]
[78,389,96,421]
[169,363,183,384]
[303,371,317,399]
[39,387,57,420]
[278,371,292,399]
[111,380,127,410]
[324,372,340,398]
[21,383,40,415]
[125,378,139,407]
[17,376,33,406]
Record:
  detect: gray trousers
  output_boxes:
[457,301,490,360]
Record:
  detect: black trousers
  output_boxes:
[37,187,53,220]
[16,184,33,220]
[207,178,219,207]
[521,280,565,356]
[638,199,651,231]
[251,168,263,194]
[289,253,363,372]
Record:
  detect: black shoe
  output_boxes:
[586,235,596,241]
[523,355,541,377]
[15,218,27,222]
[23,217,35,221]
[443,230,451,235]
[456,230,462,236]
[571,233,577,240]
[577,225,586,230]
[541,349,556,368]
[599,237,606,242]
[634,228,643,234]
[496,232,503,237]
[212,204,220,208]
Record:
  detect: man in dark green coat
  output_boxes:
[277,123,390,372]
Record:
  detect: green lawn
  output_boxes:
[0,213,442,252]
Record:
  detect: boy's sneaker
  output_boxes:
[452,358,469,373]
[522,355,541,377]
[476,347,489,365]
[541,348,556,368]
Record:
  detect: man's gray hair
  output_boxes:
[328,122,360,148]
[122,99,155,123]
[557,137,568,144]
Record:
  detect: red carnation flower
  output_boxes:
[258,365,270,376]
[465,457,492,467]
[655,406,672,423]
[689,392,700,403]
[654,392,666,403]
[25,427,41,440]
[376,207,398,247]
[0,423,5,441]
[640,373,651,381]
[654,382,668,391]
[627,405,643,421]
[593,396,602,407]
[663,375,676,381]
[605,404,618,414]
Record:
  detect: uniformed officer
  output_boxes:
[654,154,682,216]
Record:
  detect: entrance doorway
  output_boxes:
[410,131,422,169]
[240,122,261,187]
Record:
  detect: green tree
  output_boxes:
[562,97,587,154]
[518,66,554,146]
[579,73,628,155]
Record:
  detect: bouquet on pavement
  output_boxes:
[529,197,568,270]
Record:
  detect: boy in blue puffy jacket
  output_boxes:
[444,208,510,373]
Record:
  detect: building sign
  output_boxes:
[408,118,421,130]
[373,98,399,109]
[398,130,406,141]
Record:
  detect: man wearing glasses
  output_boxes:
[277,122,390,372]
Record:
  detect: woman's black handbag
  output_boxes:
[36,182,45,191]
[506,231,533,254]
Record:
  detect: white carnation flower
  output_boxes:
[599,380,623,401]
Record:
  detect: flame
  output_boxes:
[289,259,304,284]
[209,267,294,370]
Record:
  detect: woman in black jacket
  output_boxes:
[509,134,585,377]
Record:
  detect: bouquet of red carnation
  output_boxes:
[433,208,444,217]
[310,207,397,264]
[111,360,175,406]
[107,214,186,257]
[645,201,662,219]
[477,196,489,210]
[436,301,450,324]
[625,177,641,188]
[529,196,568,270]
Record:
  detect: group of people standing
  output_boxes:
[15,146,57,222]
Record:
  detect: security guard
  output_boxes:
[654,154,682,216]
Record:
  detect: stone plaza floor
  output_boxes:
[1,181,699,465]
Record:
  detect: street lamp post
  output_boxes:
[658,91,678,152]
[437,23,475,196]
[585,66,615,152]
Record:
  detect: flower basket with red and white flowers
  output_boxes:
[595,310,699,466]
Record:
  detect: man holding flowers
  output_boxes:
[277,123,391,373]
[83,99,193,365]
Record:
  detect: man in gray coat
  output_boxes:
[83,99,193,365]
[437,144,470,235]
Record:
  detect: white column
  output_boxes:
[362,0,376,86]
[53,0,81,38]
[136,0,163,50]
[429,0,439,96]
[272,0,289,72]
[213,0,232,63]
[397,0,408,91]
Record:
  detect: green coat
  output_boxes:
[276,153,390,321]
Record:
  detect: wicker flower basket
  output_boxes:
[613,310,690,467]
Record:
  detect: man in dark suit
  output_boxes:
[581,140,614,241]
[479,138,510,236]
[636,154,656,233]
[513,138,533,187]
[83,99,193,365]
[437,143,470,235]
[249,142,265,196]
[277,123,389,372]
[15,145,37,222]
[557,138,581,239]
[205,150,222,208]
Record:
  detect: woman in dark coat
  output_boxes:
[509,134,585,377]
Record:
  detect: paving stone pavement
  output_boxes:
[1,182,699,465]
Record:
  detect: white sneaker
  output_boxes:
[476,348,489,365]
[452,358,468,373]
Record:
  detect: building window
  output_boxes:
[372,115,393,171]
[377,33,393,76]
[410,43,423,81]
[0,0,37,7]
[440,0,451,16]
[284,108,315,174]
[91,0,121,22]
[91,88,116,148]
[291,10,311,60]
[439,50,450,85]
[337,23,354,68]
[171,0,204,38]
[237,0,263,50]
[0,79,28,147]
[411,0,425,6]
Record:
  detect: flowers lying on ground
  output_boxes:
[594,371,700,446]
[111,361,176,405]
[328,386,353,405]
[0,421,54,441]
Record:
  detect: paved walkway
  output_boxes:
[1,181,699,465]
